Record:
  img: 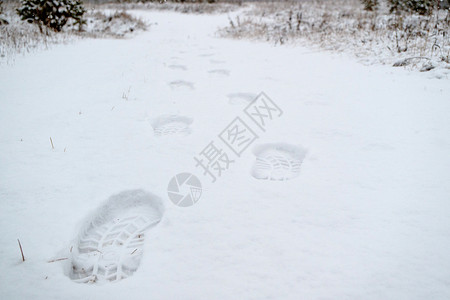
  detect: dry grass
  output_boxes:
[219,0,450,72]
[102,1,239,14]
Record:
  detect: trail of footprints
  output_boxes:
[167,52,230,91]
[66,52,305,285]
[67,147,305,285]
[160,57,307,180]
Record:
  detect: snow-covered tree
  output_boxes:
[17,0,86,32]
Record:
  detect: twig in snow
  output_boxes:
[17,239,25,262]
[122,86,131,101]
[296,12,302,31]
[50,137,54,149]
[47,257,68,263]
[288,10,292,30]
[228,15,235,28]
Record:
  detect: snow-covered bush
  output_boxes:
[219,0,449,73]
[361,0,379,11]
[84,10,147,38]
[102,0,234,14]
[1,3,146,62]
[16,0,86,32]
[0,1,8,25]
[387,0,439,15]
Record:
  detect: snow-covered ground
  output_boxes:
[1,10,450,300]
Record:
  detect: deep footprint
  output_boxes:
[68,190,164,284]
[251,143,306,181]
[169,80,194,90]
[151,115,193,136]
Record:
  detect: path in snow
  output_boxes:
[0,10,449,300]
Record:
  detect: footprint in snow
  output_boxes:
[168,64,187,71]
[169,80,194,90]
[151,115,193,136]
[227,93,257,105]
[210,59,225,64]
[251,143,306,181]
[208,69,230,77]
[68,190,164,284]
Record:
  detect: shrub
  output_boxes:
[16,0,86,32]
[0,0,8,25]
[361,0,379,11]
[387,0,439,15]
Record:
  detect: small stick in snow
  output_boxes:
[122,86,131,101]
[131,249,138,255]
[50,137,54,149]
[47,257,68,263]
[17,239,25,262]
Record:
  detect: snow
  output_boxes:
[1,9,450,300]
